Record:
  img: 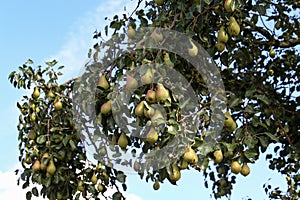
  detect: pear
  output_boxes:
[224,112,237,132]
[32,160,41,172]
[126,75,138,90]
[156,83,170,102]
[146,127,159,143]
[216,42,225,52]
[118,132,128,150]
[146,89,156,103]
[241,163,250,176]
[40,153,49,171]
[97,183,104,192]
[213,150,223,163]
[100,100,112,115]
[153,31,163,42]
[54,99,63,111]
[102,172,109,185]
[163,53,174,68]
[77,180,85,192]
[28,131,36,140]
[47,90,55,98]
[127,26,136,39]
[46,159,56,176]
[231,161,241,174]
[91,173,98,184]
[133,161,140,171]
[32,87,40,99]
[183,146,198,164]
[218,26,229,43]
[269,47,276,58]
[179,159,188,169]
[151,110,164,124]
[144,106,155,118]
[98,75,109,90]
[224,0,235,13]
[169,163,181,182]
[188,40,198,57]
[141,68,153,85]
[153,180,160,190]
[155,0,164,6]
[135,101,145,116]
[228,17,240,37]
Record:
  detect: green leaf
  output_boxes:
[258,136,269,148]
[116,171,126,183]
[36,135,46,144]
[262,132,279,142]
[256,95,270,105]
[32,187,38,197]
[26,191,32,200]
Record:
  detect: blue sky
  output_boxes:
[0,1,287,199]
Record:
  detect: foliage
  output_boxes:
[9,0,300,199]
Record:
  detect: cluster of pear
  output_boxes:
[213,149,251,177]
[32,153,56,178]
[216,0,240,52]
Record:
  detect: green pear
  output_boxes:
[163,53,174,68]
[241,163,250,176]
[141,68,154,85]
[224,0,235,12]
[153,31,163,42]
[28,131,36,140]
[188,40,198,57]
[91,173,98,184]
[30,113,36,121]
[224,111,237,132]
[97,183,104,192]
[126,75,138,90]
[127,26,136,39]
[144,106,155,118]
[47,89,55,98]
[269,47,276,58]
[40,153,49,171]
[100,100,112,115]
[156,83,170,102]
[135,101,145,116]
[213,150,223,163]
[218,26,228,43]
[98,75,109,90]
[183,146,198,164]
[118,132,128,150]
[146,127,159,143]
[153,180,160,190]
[77,180,85,192]
[231,161,241,174]
[46,159,56,176]
[228,17,240,37]
[179,159,188,169]
[32,87,40,99]
[155,0,164,6]
[169,163,181,182]
[216,42,225,52]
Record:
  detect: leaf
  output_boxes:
[26,191,32,200]
[262,132,279,142]
[258,136,269,148]
[112,192,122,200]
[32,187,38,197]
[256,95,270,105]
[36,135,46,144]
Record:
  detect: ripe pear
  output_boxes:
[156,83,170,102]
[224,112,237,132]
[135,101,145,116]
[153,180,160,190]
[241,163,250,176]
[126,75,138,90]
[47,90,55,98]
[228,17,240,37]
[91,173,98,184]
[216,42,225,52]
[32,160,41,172]
[146,127,159,143]
[98,75,109,90]
[183,146,198,164]
[213,150,223,163]
[97,183,104,192]
[155,0,164,6]
[188,40,198,57]
[231,161,241,174]
[32,87,40,99]
[46,159,56,176]
[146,89,156,103]
[141,68,154,85]
[118,132,128,150]
[269,47,276,58]
[169,163,181,182]
[218,26,229,43]
[224,0,235,12]
[127,26,136,39]
[100,100,112,115]
[54,99,63,111]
